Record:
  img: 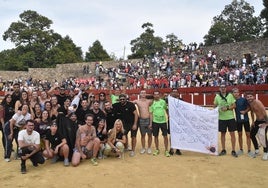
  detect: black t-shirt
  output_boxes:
[75,107,91,124]
[45,130,64,150]
[88,109,106,128]
[112,101,136,127]
[96,128,107,142]
[56,94,68,107]
[104,108,117,131]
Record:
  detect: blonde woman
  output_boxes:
[104,119,126,158]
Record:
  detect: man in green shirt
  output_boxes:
[149,90,170,157]
[214,83,238,157]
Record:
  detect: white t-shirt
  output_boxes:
[12,112,32,127]
[18,130,40,145]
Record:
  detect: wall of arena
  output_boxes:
[1,38,268,82]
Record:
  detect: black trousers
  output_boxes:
[19,147,45,167]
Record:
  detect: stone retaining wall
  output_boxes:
[1,38,268,82]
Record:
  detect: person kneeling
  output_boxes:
[43,121,70,166]
[104,119,126,158]
[71,114,100,166]
[18,120,45,174]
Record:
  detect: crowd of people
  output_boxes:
[1,47,268,93]
[0,47,268,174]
[0,80,267,174]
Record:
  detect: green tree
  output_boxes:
[1,10,82,70]
[261,0,268,37]
[164,33,183,53]
[128,22,163,59]
[85,40,111,62]
[204,0,263,46]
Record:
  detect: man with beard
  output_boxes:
[104,101,117,132]
[18,120,45,174]
[113,94,138,157]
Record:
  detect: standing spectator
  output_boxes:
[113,94,138,157]
[18,119,45,174]
[4,104,32,161]
[88,100,106,129]
[75,99,91,125]
[0,94,15,155]
[133,90,153,154]
[104,101,117,132]
[246,92,268,160]
[232,88,252,156]
[149,90,170,157]
[11,83,21,108]
[98,92,107,111]
[214,84,238,157]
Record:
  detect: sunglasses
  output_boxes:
[90,96,95,98]
[100,94,105,97]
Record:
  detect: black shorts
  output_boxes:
[219,119,236,132]
[152,122,168,137]
[124,125,138,137]
[236,121,250,132]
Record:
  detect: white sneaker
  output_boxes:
[262,152,268,161]
[129,151,135,157]
[247,151,256,158]
[255,149,260,155]
[147,148,152,155]
[236,149,244,156]
[140,148,146,154]
[5,158,10,162]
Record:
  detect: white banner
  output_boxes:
[168,96,219,155]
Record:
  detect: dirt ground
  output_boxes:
[0,131,268,188]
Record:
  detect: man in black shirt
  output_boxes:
[112,94,138,157]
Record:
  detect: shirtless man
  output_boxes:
[133,90,153,154]
[71,114,100,166]
[246,92,268,160]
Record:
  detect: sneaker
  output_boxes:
[255,149,260,155]
[64,158,70,166]
[153,149,160,156]
[140,148,146,154]
[98,151,103,159]
[236,149,244,156]
[129,151,135,157]
[91,158,98,166]
[247,151,256,158]
[231,151,238,158]
[4,158,10,162]
[175,149,182,155]
[21,166,26,174]
[51,155,59,164]
[262,152,268,161]
[147,148,152,155]
[219,149,226,156]
[165,150,171,157]
[169,149,174,155]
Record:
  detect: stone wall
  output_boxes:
[201,38,268,59]
[1,38,268,82]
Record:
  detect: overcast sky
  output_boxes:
[0,0,263,59]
